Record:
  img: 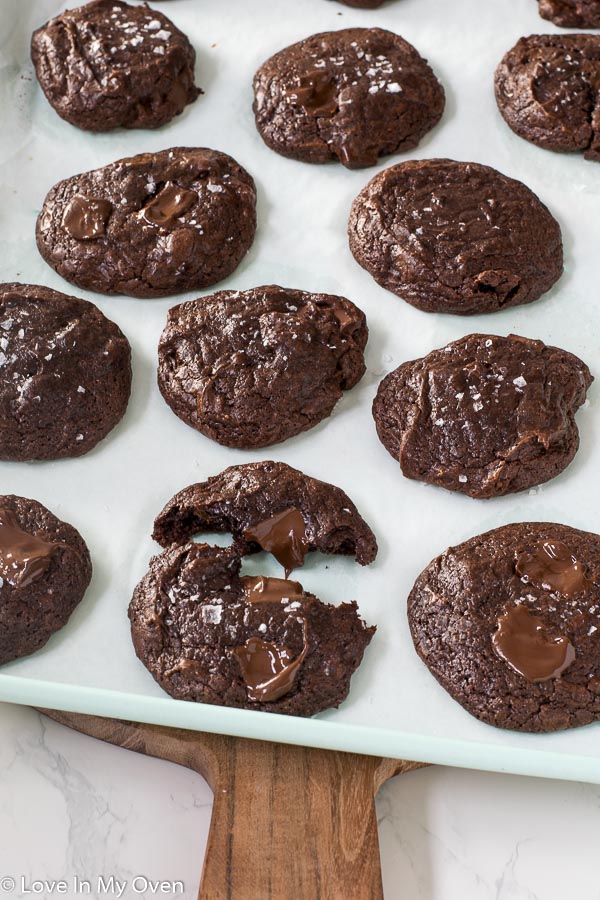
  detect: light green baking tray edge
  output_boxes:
[0,675,598,785]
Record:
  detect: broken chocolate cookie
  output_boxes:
[129,542,375,716]
[153,460,378,570]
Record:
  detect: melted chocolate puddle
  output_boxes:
[62,195,112,240]
[0,508,62,588]
[240,575,304,603]
[234,618,309,702]
[287,71,338,117]
[140,181,197,227]
[515,540,589,597]
[244,508,309,577]
[492,604,575,682]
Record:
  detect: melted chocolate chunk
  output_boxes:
[62,195,112,240]
[492,604,575,683]
[240,575,304,603]
[516,540,589,597]
[140,182,197,227]
[332,306,356,329]
[288,71,338,116]
[233,619,309,702]
[0,507,61,588]
[244,508,309,576]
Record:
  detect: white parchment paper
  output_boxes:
[0,0,599,781]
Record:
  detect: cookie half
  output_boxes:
[253,28,444,169]
[348,158,563,314]
[408,522,600,732]
[129,543,375,716]
[31,0,201,132]
[538,0,600,27]
[0,495,92,665]
[157,285,367,448]
[153,460,378,570]
[496,35,600,161]
[0,283,132,461]
[372,334,592,498]
[36,148,257,298]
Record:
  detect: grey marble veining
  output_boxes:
[0,703,597,899]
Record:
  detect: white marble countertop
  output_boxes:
[0,702,597,899]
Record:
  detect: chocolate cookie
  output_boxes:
[408,522,600,732]
[253,28,444,169]
[373,334,592,499]
[153,461,378,571]
[0,495,92,665]
[538,0,600,27]
[157,285,367,448]
[496,35,600,161]
[31,0,200,132]
[348,158,563,314]
[129,542,375,716]
[0,283,132,461]
[36,148,257,299]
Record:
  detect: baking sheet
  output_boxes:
[1,0,599,783]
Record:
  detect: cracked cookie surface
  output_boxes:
[0,495,92,665]
[129,542,375,716]
[31,0,200,131]
[153,460,378,567]
[372,334,592,498]
[538,0,600,27]
[496,35,600,161]
[0,283,131,461]
[408,522,600,732]
[36,148,257,298]
[348,159,563,314]
[253,28,444,169]
[157,286,367,448]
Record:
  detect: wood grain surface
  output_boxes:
[38,708,425,900]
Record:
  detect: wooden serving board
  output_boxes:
[38,708,425,900]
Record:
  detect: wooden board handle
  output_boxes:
[199,738,421,900]
[37,709,424,900]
